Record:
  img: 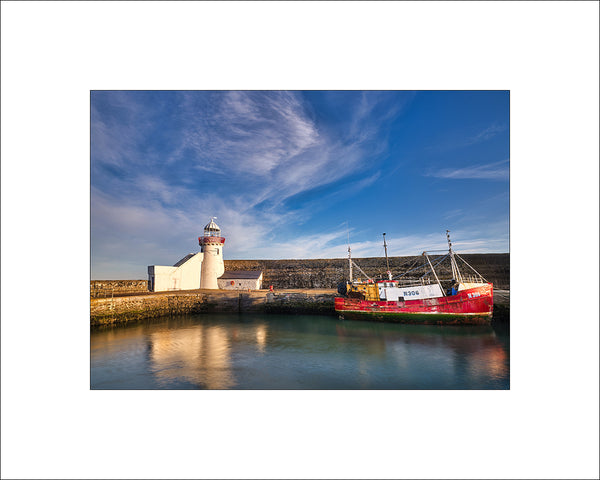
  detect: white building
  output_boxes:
[217,270,263,290]
[148,252,203,292]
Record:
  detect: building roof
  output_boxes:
[219,270,263,280]
[173,253,198,267]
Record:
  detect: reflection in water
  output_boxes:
[149,325,234,389]
[255,325,267,353]
[468,344,508,381]
[91,314,509,389]
[145,321,271,389]
[333,322,509,389]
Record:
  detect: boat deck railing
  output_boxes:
[395,274,486,287]
[395,278,434,286]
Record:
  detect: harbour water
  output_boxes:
[90,313,509,389]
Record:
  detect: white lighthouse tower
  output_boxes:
[199,217,225,289]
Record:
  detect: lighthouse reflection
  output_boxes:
[147,319,269,389]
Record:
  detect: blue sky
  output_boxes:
[91,90,509,279]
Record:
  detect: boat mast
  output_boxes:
[446,230,463,283]
[383,233,392,280]
[346,225,354,283]
[348,245,353,282]
[346,229,372,283]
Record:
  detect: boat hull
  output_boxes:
[335,284,493,325]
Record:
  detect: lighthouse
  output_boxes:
[198,217,225,289]
[149,217,261,292]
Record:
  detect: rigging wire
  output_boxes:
[454,253,487,282]
[419,253,450,279]
[393,258,427,279]
[351,260,372,282]
[395,253,449,279]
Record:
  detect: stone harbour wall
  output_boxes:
[91,280,148,298]
[224,253,510,290]
[90,289,337,326]
[91,287,509,326]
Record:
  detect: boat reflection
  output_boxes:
[334,322,509,388]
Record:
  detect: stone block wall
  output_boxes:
[223,253,510,290]
[90,280,148,298]
[90,290,336,326]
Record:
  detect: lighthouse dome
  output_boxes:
[204,218,221,236]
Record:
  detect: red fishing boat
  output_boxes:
[335,231,494,325]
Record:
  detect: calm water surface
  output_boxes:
[91,313,509,389]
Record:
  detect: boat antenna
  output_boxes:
[383,233,392,280]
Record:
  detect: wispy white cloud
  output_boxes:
[167,91,396,215]
[464,124,506,146]
[91,92,156,170]
[92,91,402,211]
[177,91,320,177]
[426,159,509,180]
[425,122,507,153]
[241,225,508,263]
[443,208,464,220]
